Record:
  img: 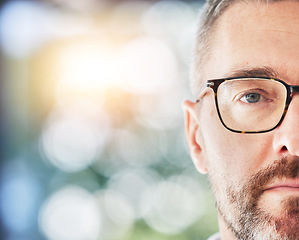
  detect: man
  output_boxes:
[183,0,299,239]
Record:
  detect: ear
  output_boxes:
[183,100,208,174]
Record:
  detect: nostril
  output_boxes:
[281,146,288,152]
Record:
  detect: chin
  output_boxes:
[241,196,299,240]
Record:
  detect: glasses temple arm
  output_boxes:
[196,82,214,102]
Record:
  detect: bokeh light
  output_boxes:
[0,1,48,58]
[95,190,135,240]
[118,36,178,94]
[39,186,102,240]
[108,168,161,218]
[142,175,205,234]
[0,0,219,240]
[55,40,121,94]
[141,0,195,39]
[113,126,162,167]
[41,108,108,172]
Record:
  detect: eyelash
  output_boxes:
[235,89,270,103]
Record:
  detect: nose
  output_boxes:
[273,95,299,156]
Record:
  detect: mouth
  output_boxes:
[264,179,299,193]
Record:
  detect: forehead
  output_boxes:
[202,1,299,83]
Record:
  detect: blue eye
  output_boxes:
[242,93,261,103]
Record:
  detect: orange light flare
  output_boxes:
[29,36,136,122]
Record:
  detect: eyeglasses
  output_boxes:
[197,77,299,134]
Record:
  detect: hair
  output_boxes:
[190,0,293,96]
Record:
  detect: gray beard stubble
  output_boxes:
[213,157,299,240]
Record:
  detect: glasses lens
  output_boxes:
[217,78,287,132]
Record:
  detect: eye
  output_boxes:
[240,92,261,103]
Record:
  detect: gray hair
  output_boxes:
[190,0,289,95]
[190,0,236,95]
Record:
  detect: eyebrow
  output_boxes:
[225,66,279,79]
[197,66,281,98]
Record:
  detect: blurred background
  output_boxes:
[0,0,218,239]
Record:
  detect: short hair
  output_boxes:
[190,0,292,95]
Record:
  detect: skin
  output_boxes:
[184,1,299,239]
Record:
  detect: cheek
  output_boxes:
[200,95,275,183]
[203,129,274,185]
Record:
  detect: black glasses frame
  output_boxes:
[196,77,299,134]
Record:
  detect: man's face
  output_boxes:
[184,1,299,239]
